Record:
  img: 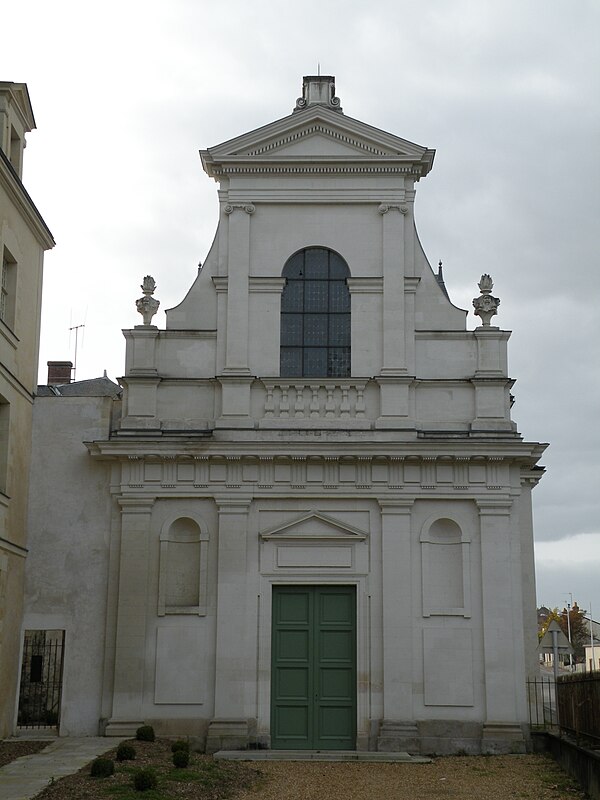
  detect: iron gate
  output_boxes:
[18,630,65,729]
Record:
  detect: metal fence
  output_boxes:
[556,671,600,745]
[17,630,65,729]
[527,672,600,746]
[527,676,558,729]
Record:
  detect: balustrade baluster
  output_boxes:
[325,386,336,417]
[280,385,290,417]
[309,385,320,417]
[264,385,274,418]
[340,385,351,417]
[355,383,366,417]
[294,384,306,417]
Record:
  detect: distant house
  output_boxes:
[21,75,547,755]
[0,82,54,738]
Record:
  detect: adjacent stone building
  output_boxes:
[0,82,54,737]
[23,76,545,753]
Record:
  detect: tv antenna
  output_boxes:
[69,323,85,381]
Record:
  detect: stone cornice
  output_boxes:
[87,440,547,463]
[248,277,286,293]
[209,162,428,179]
[0,149,54,249]
[347,277,383,294]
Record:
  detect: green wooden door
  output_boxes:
[271,585,356,750]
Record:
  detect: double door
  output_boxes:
[271,585,356,750]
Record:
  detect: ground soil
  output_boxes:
[2,738,588,800]
[231,755,589,799]
[33,738,260,800]
[0,739,48,768]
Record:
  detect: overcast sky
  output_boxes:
[4,0,599,620]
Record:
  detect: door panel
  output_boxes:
[271,586,356,750]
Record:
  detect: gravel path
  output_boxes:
[230,754,586,799]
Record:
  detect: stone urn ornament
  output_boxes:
[136,275,160,325]
[472,274,500,326]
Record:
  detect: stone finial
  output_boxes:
[136,275,160,326]
[294,75,342,113]
[472,274,500,326]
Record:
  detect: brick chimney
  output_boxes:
[47,360,73,385]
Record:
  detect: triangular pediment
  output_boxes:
[0,82,35,130]
[201,106,434,176]
[260,511,367,541]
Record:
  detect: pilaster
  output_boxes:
[477,498,526,753]
[379,203,407,375]
[124,326,160,376]
[106,496,155,735]
[207,495,253,752]
[222,203,254,375]
[377,498,415,751]
[374,375,415,428]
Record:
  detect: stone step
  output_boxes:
[214,750,431,763]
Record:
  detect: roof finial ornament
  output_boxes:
[136,275,160,326]
[472,274,500,327]
[435,259,450,300]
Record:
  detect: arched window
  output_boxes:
[280,247,351,378]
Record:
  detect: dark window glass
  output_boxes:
[281,314,303,346]
[304,314,327,345]
[330,281,351,312]
[328,348,351,377]
[284,252,304,279]
[30,654,43,683]
[281,348,302,376]
[304,248,329,278]
[304,348,328,377]
[280,248,351,377]
[329,315,350,345]
[304,281,328,311]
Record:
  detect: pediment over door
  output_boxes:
[260,511,367,542]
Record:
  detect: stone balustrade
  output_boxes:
[259,380,374,428]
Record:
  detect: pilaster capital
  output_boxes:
[117,496,156,514]
[224,202,255,215]
[212,277,228,293]
[378,497,414,513]
[214,495,253,514]
[378,203,409,215]
[475,499,513,515]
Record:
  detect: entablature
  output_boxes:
[87,444,546,498]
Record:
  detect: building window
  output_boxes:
[280,247,351,378]
[1,248,17,330]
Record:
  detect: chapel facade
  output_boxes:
[23,76,545,754]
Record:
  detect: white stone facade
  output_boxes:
[24,76,545,754]
[0,82,53,737]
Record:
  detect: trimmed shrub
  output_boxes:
[116,742,136,761]
[135,725,155,742]
[171,739,190,754]
[172,749,190,768]
[133,768,158,792]
[90,757,115,778]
